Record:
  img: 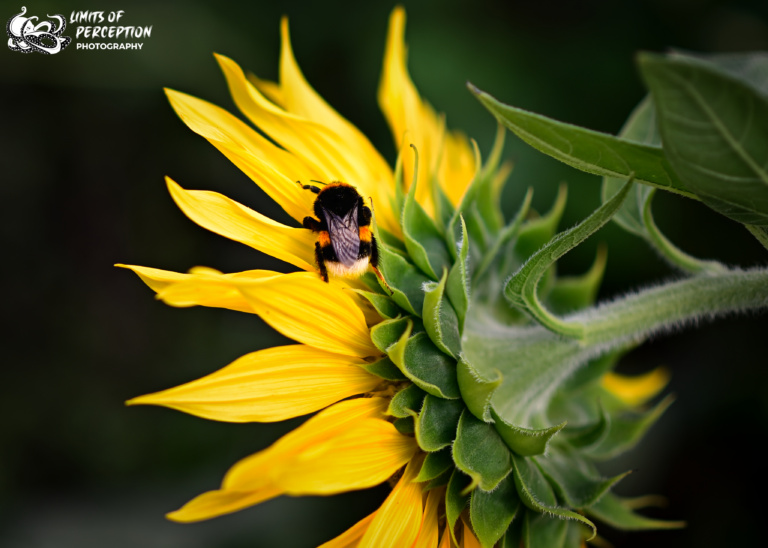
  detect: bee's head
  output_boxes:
[317,182,362,215]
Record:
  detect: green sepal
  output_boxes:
[445,142,486,261]
[453,409,513,491]
[583,394,674,460]
[491,408,566,457]
[468,83,695,200]
[535,451,630,508]
[415,394,465,451]
[746,223,768,250]
[376,243,431,315]
[499,514,524,548]
[523,511,570,548]
[389,331,461,399]
[474,186,533,283]
[423,269,461,357]
[351,288,402,319]
[457,356,502,422]
[470,474,521,548]
[360,356,407,381]
[586,492,685,530]
[402,146,451,279]
[425,467,453,491]
[511,453,597,540]
[370,316,412,353]
[639,52,768,225]
[446,468,472,545]
[513,183,567,263]
[446,216,471,328]
[387,382,426,418]
[546,244,607,314]
[505,178,632,338]
[432,177,456,232]
[394,416,415,434]
[415,446,454,482]
[559,402,610,450]
[474,123,508,234]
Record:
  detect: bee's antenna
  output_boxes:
[296,180,322,194]
[309,179,328,186]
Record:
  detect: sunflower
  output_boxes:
[122,6,676,548]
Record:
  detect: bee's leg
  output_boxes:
[296,181,322,194]
[315,242,329,282]
[303,216,323,232]
[369,235,393,294]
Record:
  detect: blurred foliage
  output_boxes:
[1,0,767,547]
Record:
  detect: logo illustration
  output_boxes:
[7,6,71,54]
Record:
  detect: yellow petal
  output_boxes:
[461,521,482,548]
[413,487,443,548]
[279,418,417,494]
[440,129,476,206]
[166,177,316,272]
[224,397,390,489]
[167,398,390,522]
[438,524,454,548]
[126,345,382,422]
[360,456,424,548]
[246,72,284,106]
[236,272,379,358]
[166,486,281,523]
[165,88,313,222]
[317,511,377,548]
[601,367,670,407]
[278,18,393,192]
[215,53,399,234]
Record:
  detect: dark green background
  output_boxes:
[2,0,767,546]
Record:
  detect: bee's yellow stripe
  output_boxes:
[359,226,372,243]
[318,231,331,247]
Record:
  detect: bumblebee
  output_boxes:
[297,180,389,290]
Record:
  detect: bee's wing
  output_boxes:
[323,208,360,268]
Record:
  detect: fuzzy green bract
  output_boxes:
[355,49,768,547]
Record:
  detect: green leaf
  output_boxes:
[505,179,632,338]
[376,243,431,315]
[446,469,472,544]
[586,492,685,530]
[470,474,521,548]
[746,223,768,250]
[351,288,402,319]
[457,356,502,422]
[387,383,426,418]
[415,395,465,451]
[360,356,407,381]
[389,331,461,399]
[491,409,566,457]
[679,51,768,95]
[402,146,452,278]
[639,52,768,225]
[425,467,453,491]
[523,512,569,548]
[535,451,630,508]
[370,316,412,353]
[446,216,471,328]
[469,83,695,199]
[453,409,513,491]
[511,454,596,540]
[423,269,461,357]
[584,394,674,460]
[416,447,454,482]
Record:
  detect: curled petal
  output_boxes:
[165,88,313,222]
[166,177,316,272]
[126,345,382,422]
[166,398,399,522]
